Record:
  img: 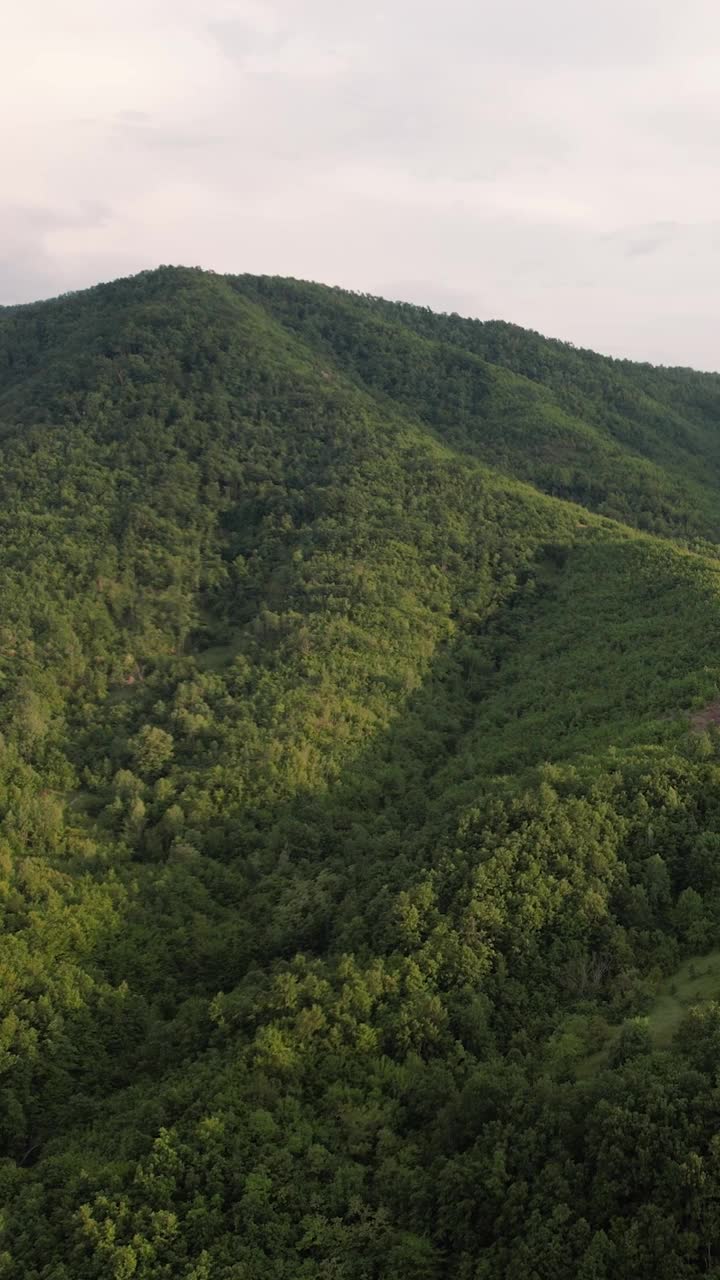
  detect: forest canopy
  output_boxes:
[2,267,720,1277]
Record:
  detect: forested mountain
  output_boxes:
[3,266,720,1277]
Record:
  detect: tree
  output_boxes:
[130,725,174,775]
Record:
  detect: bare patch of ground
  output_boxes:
[690,699,720,731]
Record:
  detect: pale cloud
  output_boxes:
[2,0,720,368]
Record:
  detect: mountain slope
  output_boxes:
[232,273,720,543]
[1,268,720,1277]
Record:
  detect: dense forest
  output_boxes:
[3,266,720,1276]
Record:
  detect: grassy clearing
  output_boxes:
[570,949,720,1078]
[645,950,720,1047]
[196,642,241,672]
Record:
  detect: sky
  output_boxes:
[3,0,720,368]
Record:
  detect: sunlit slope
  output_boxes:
[0,266,718,813]
[0,267,591,800]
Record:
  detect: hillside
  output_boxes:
[2,267,720,1277]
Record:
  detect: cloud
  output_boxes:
[1,0,720,367]
[109,113,229,151]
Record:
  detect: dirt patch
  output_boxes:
[690,699,720,730]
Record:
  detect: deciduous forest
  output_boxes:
[3,266,720,1277]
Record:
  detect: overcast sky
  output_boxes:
[3,0,720,368]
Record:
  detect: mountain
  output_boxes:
[2,266,720,1277]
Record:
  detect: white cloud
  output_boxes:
[2,0,720,367]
